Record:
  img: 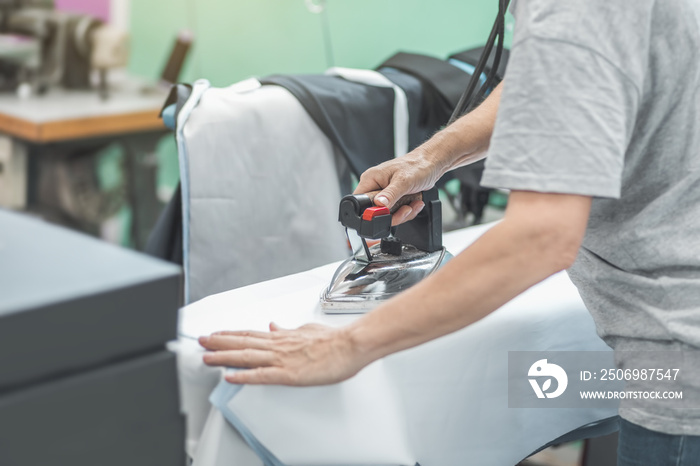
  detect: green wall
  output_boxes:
[129,0,503,86]
[122,1,508,246]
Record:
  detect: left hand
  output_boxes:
[199,322,366,386]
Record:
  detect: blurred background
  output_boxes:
[0,0,511,249]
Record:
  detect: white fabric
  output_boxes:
[175,79,211,304]
[177,223,619,465]
[179,81,349,303]
[325,67,409,158]
[221,360,415,465]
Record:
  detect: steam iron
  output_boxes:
[321,188,452,314]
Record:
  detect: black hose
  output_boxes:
[447,19,500,124]
[474,0,508,103]
[447,0,510,125]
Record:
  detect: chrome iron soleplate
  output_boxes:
[320,244,452,314]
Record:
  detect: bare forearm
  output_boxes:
[346,221,557,362]
[345,191,588,365]
[422,82,503,176]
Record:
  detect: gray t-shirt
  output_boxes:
[482,0,700,434]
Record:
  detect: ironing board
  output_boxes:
[175,222,619,466]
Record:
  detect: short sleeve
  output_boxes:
[481,36,640,199]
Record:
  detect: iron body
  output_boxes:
[321,188,451,314]
[321,243,451,313]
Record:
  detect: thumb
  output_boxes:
[375,181,411,209]
[269,322,285,332]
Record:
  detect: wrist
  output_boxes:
[411,137,453,182]
[422,126,475,174]
[341,320,387,368]
[425,110,496,173]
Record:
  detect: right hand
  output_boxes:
[354,149,443,226]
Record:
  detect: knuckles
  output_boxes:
[239,348,255,362]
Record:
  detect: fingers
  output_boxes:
[201,323,339,386]
[269,322,285,332]
[203,348,277,368]
[211,330,274,339]
[391,205,412,226]
[391,201,425,226]
[355,167,385,195]
[199,334,272,352]
[355,164,414,208]
[402,200,425,223]
[225,367,295,385]
[375,178,412,209]
[354,176,382,196]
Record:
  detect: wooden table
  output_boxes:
[0,77,171,248]
[0,80,166,143]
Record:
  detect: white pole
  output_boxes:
[110,0,131,29]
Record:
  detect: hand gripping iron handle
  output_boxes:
[338,192,425,240]
[338,190,439,245]
[363,191,424,215]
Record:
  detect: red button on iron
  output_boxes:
[362,206,391,221]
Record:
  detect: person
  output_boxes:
[199,0,700,463]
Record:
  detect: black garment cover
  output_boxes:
[378,52,472,128]
[260,68,432,178]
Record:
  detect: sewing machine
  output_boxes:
[0,0,128,96]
